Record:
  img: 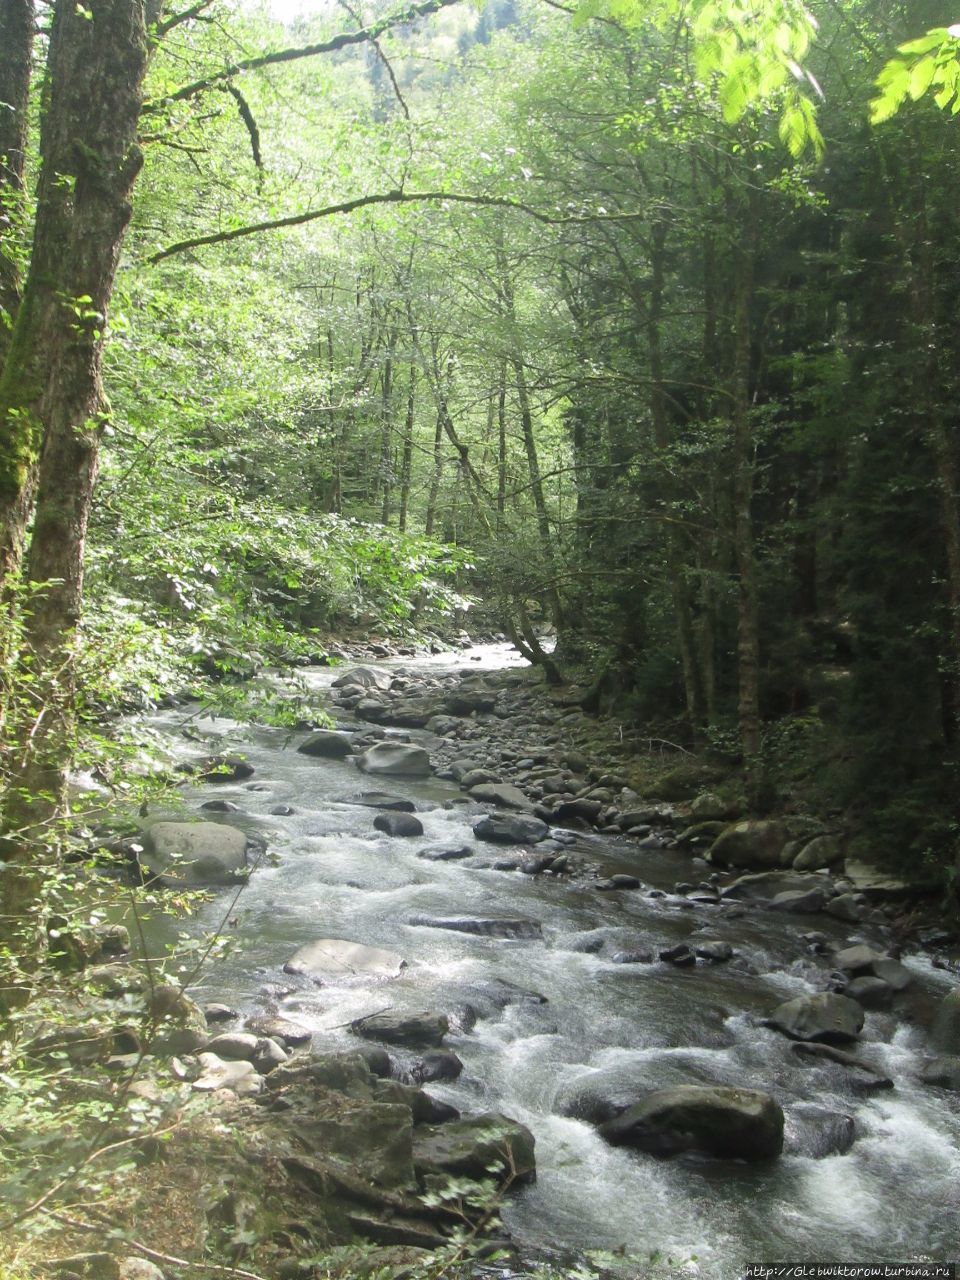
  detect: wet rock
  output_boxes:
[193,1052,263,1095]
[413,1113,536,1187]
[659,943,696,967]
[696,941,734,963]
[767,993,864,1044]
[473,813,549,844]
[332,666,393,691]
[139,821,248,887]
[407,914,543,940]
[348,792,417,812]
[611,949,655,964]
[417,844,471,862]
[843,976,893,1010]
[596,874,641,891]
[270,805,296,816]
[297,730,354,759]
[823,893,863,923]
[351,1010,449,1049]
[598,1085,784,1162]
[469,782,533,811]
[709,820,788,869]
[204,1003,237,1024]
[833,944,887,973]
[688,792,738,822]
[374,812,424,838]
[284,938,407,983]
[358,743,431,778]
[413,1051,464,1084]
[518,852,557,875]
[920,1055,960,1090]
[784,1103,856,1158]
[252,1036,289,1073]
[555,798,604,824]
[246,1015,312,1047]
[200,799,240,813]
[770,888,827,914]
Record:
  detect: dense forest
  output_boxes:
[1,1,960,1275]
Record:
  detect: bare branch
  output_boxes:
[225,83,263,172]
[146,189,645,263]
[146,0,459,108]
[154,0,216,37]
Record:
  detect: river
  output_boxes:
[132,643,960,1278]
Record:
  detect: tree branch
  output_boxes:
[154,0,216,37]
[147,189,645,263]
[146,0,459,108]
[225,84,263,173]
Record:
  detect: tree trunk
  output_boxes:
[0,0,36,580]
[397,363,416,532]
[0,0,151,957]
[731,201,761,771]
[378,328,396,524]
[0,0,33,359]
[496,360,507,530]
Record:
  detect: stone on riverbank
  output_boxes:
[413,1113,536,1186]
[709,820,788,869]
[139,821,248,887]
[351,1010,449,1049]
[358,742,431,777]
[332,666,393,691]
[599,1085,784,1162]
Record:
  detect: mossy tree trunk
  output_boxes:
[0,0,152,961]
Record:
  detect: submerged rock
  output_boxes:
[599,1085,784,1162]
[407,914,543,939]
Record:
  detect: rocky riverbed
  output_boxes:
[32,641,960,1279]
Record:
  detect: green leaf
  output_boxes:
[908,57,937,101]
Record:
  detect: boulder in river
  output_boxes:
[473,813,549,844]
[297,730,354,759]
[767,992,864,1044]
[139,821,248,886]
[284,938,407,983]
[933,988,960,1054]
[417,844,472,862]
[709,820,788,869]
[347,792,417,812]
[413,1113,536,1187]
[784,1103,856,1158]
[358,742,431,777]
[374,812,424,837]
[599,1085,784,1162]
[351,1009,449,1049]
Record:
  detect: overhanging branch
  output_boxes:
[147,190,645,263]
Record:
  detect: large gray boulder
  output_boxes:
[767,992,864,1044]
[284,938,407,983]
[139,821,248,886]
[469,782,533,811]
[332,666,393,691]
[792,835,843,871]
[413,1113,536,1186]
[473,813,549,844]
[920,1055,960,1090]
[599,1085,784,1162]
[358,742,431,777]
[709,820,788,869]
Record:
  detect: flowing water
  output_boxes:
[131,644,960,1278]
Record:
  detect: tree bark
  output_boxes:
[0,0,33,359]
[0,0,152,956]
